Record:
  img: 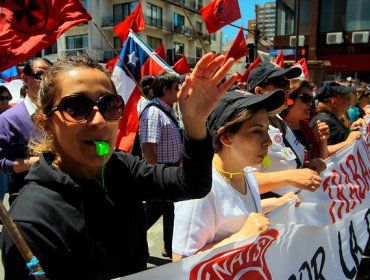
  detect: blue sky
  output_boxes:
[221,0,273,43]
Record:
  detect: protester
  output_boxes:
[347,86,370,123]
[280,79,330,160]
[139,72,182,258]
[0,52,237,279]
[310,81,363,155]
[247,61,324,198]
[172,90,299,260]
[0,85,12,114]
[0,57,52,205]
[0,85,13,200]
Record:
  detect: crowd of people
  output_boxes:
[0,52,369,279]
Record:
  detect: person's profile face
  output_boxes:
[225,108,272,166]
[23,60,51,97]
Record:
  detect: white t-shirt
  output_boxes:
[137,97,150,115]
[172,166,262,257]
[262,116,305,196]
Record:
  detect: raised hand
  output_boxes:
[178,53,237,140]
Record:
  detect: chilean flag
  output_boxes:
[111,30,175,151]
[0,66,20,82]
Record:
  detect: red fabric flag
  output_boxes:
[105,56,119,74]
[200,0,241,34]
[225,27,247,62]
[172,56,191,75]
[241,57,262,82]
[235,72,243,84]
[0,0,91,71]
[113,2,145,42]
[294,58,310,80]
[274,50,285,68]
[155,44,167,61]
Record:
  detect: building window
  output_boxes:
[276,0,311,36]
[66,34,88,49]
[147,36,162,49]
[114,37,123,50]
[147,3,162,28]
[113,2,138,25]
[196,21,202,32]
[174,42,184,61]
[196,47,202,59]
[44,42,57,55]
[345,0,370,31]
[174,13,185,32]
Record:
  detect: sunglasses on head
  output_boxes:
[262,78,290,89]
[297,93,314,104]
[48,94,124,123]
[0,95,11,101]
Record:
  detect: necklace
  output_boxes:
[213,158,244,179]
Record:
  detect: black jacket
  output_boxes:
[0,135,213,280]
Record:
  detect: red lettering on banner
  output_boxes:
[322,146,370,223]
[189,229,278,280]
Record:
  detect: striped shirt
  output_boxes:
[139,98,182,164]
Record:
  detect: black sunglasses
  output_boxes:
[297,93,314,104]
[262,78,290,89]
[48,94,124,123]
[0,95,11,101]
[30,72,44,80]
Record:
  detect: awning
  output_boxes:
[320,54,370,72]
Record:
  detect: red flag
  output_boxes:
[200,0,241,34]
[105,56,119,74]
[113,2,145,42]
[173,56,191,75]
[274,50,285,68]
[241,57,262,82]
[225,27,247,62]
[0,0,91,71]
[155,44,167,61]
[294,58,310,80]
[235,72,243,84]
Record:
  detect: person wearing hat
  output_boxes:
[247,61,324,198]
[309,81,363,155]
[347,86,370,123]
[172,90,299,261]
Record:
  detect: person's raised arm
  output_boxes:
[177,53,237,141]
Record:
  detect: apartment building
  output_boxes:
[41,0,222,68]
[256,2,276,41]
[274,0,370,83]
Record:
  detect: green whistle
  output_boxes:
[93,141,110,156]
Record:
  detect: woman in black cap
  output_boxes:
[309,81,364,155]
[172,90,299,261]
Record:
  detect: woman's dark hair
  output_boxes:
[0,85,11,99]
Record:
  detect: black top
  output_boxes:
[309,111,349,145]
[0,134,214,280]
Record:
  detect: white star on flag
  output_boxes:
[127,51,139,66]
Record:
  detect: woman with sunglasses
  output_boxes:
[0,53,237,279]
[280,79,330,161]
[0,85,12,114]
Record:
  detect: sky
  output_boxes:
[221,0,273,44]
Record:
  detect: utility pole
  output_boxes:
[254,4,259,62]
[294,0,300,62]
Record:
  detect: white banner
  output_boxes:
[122,137,370,280]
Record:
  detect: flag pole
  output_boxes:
[0,201,46,279]
[182,8,207,53]
[91,19,140,88]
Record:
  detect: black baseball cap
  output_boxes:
[207,89,286,135]
[247,60,302,91]
[316,81,357,102]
